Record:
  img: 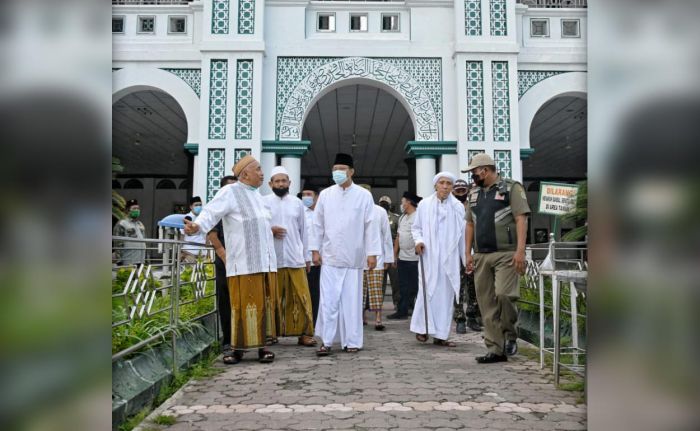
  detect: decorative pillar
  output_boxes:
[259,151,276,195]
[405,141,458,198]
[415,156,437,198]
[440,154,460,177]
[281,156,302,196]
[262,140,311,196]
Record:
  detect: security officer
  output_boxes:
[452,179,482,334]
[463,154,530,364]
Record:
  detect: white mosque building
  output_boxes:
[113,0,587,240]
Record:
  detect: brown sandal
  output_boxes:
[416,334,428,343]
[433,338,457,347]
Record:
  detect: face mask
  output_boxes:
[400,205,406,214]
[193,206,202,215]
[272,187,289,197]
[471,173,485,187]
[332,170,347,185]
[454,193,467,203]
[302,196,314,208]
[129,209,140,219]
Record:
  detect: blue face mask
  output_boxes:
[193,206,202,215]
[332,170,347,185]
[302,196,314,208]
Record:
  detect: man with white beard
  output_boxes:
[410,172,466,347]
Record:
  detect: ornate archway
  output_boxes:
[279,57,440,142]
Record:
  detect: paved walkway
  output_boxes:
[140,306,586,430]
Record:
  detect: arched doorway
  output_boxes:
[300,83,416,209]
[112,89,191,237]
[523,94,587,242]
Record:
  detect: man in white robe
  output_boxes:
[310,153,381,355]
[263,166,316,346]
[410,172,466,347]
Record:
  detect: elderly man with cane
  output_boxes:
[410,172,466,346]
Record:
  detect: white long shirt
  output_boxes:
[182,211,208,255]
[304,206,317,265]
[192,183,277,277]
[365,205,395,270]
[263,193,307,269]
[309,183,381,269]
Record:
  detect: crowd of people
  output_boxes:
[115,151,530,365]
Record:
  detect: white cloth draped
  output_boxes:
[314,265,364,349]
[409,193,466,339]
[365,205,394,269]
[263,193,307,269]
[192,183,277,277]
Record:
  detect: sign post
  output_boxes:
[538,182,579,240]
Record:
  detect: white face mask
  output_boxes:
[332,170,347,185]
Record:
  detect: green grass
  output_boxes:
[119,348,223,431]
[118,408,149,431]
[153,415,177,426]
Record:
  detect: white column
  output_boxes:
[415,156,436,198]
[281,156,302,196]
[440,154,460,178]
[260,151,276,195]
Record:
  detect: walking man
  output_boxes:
[464,153,530,363]
[263,166,316,347]
[363,197,394,331]
[377,195,400,309]
[206,175,238,364]
[301,185,321,325]
[183,155,277,364]
[387,191,422,320]
[310,153,380,355]
[452,179,483,334]
[410,172,465,347]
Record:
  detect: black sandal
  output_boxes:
[258,349,275,363]
[344,347,360,353]
[222,347,242,365]
[374,323,385,331]
[416,333,428,343]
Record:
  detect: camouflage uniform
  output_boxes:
[453,266,481,325]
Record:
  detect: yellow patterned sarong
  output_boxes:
[228,272,277,349]
[276,267,314,337]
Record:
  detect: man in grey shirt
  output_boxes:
[387,191,422,319]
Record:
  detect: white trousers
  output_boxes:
[410,268,455,340]
[315,265,363,349]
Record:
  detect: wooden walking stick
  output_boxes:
[419,254,429,338]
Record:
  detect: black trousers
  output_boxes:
[397,259,419,316]
[215,259,231,347]
[307,265,321,326]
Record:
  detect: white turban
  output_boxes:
[270,166,289,179]
[432,171,456,186]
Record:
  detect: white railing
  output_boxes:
[112,0,192,5]
[518,0,587,8]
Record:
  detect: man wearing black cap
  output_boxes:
[113,199,146,266]
[387,191,422,319]
[309,153,381,355]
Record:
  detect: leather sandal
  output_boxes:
[316,345,332,356]
[222,347,241,365]
[433,338,457,347]
[258,349,275,363]
[298,335,318,346]
[344,347,360,353]
[416,333,428,343]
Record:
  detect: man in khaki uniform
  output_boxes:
[464,154,530,364]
